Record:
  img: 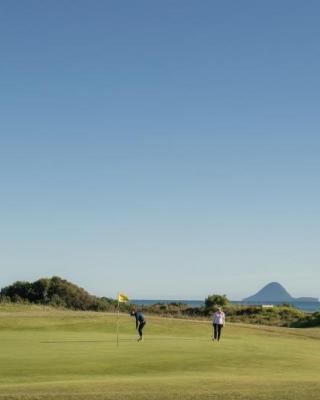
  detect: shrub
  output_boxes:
[204,294,229,314]
[0,276,117,312]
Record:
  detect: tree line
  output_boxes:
[1,278,319,327]
[0,276,117,311]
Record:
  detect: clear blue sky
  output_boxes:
[1,1,319,300]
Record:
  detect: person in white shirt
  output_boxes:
[212,306,225,341]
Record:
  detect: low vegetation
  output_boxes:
[292,311,320,327]
[1,278,319,328]
[135,294,317,327]
[138,300,308,327]
[0,276,117,312]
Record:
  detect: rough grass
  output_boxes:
[0,304,320,399]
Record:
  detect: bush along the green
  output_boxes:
[133,300,308,327]
[2,280,316,328]
[291,311,320,327]
[0,276,120,312]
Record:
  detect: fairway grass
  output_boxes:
[0,305,320,399]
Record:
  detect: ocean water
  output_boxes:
[132,299,320,313]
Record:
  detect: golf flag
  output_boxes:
[118,293,129,303]
[116,292,129,347]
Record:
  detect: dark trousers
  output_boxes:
[138,321,146,337]
[213,323,223,340]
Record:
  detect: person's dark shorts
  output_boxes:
[140,321,146,329]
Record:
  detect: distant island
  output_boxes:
[243,282,318,303]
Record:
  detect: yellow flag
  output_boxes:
[118,293,129,303]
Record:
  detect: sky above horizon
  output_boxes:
[1,1,319,300]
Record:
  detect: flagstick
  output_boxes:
[116,294,120,347]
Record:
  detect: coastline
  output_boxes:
[132,299,320,313]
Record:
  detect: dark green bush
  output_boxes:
[0,276,117,312]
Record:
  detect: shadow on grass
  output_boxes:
[40,337,210,344]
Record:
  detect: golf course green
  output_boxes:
[0,304,319,400]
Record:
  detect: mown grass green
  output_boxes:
[0,304,319,399]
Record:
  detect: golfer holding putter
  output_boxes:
[212,306,225,341]
[130,309,146,341]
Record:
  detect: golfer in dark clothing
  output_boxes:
[131,310,146,341]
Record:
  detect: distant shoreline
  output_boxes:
[132,299,320,313]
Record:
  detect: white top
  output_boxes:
[213,311,225,325]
